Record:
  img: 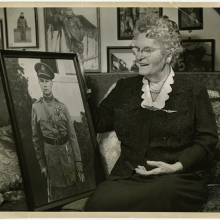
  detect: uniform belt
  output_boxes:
[43,135,69,147]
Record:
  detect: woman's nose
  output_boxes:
[136,50,144,60]
[136,56,144,63]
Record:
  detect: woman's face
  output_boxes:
[133,33,168,77]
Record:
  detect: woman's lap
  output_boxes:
[84,172,208,212]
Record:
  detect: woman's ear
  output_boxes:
[165,55,172,64]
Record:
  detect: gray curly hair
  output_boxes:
[132,14,184,67]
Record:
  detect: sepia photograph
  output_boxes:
[107,46,138,73]
[178,8,203,30]
[173,39,215,72]
[0,50,103,211]
[117,7,163,40]
[1,5,220,215]
[44,8,101,73]
[4,8,38,49]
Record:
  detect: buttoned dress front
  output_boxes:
[32,96,82,201]
[85,74,218,212]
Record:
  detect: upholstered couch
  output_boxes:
[0,72,220,212]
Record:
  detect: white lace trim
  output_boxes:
[141,68,175,110]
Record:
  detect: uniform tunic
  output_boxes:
[32,95,82,200]
[85,75,218,212]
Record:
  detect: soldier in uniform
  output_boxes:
[123,8,134,35]
[17,12,28,42]
[31,62,85,203]
[63,8,85,60]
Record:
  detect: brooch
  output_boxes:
[54,105,63,116]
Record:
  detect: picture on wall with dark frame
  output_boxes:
[173,39,215,72]
[4,8,39,49]
[117,7,163,40]
[107,46,138,73]
[44,7,101,73]
[0,20,4,49]
[0,50,104,211]
[178,8,203,30]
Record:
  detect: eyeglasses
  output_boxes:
[131,46,161,58]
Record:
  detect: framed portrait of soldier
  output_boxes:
[117,7,163,40]
[4,8,39,49]
[44,8,101,73]
[0,50,105,210]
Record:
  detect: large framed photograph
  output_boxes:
[117,7,163,40]
[44,8,101,73]
[178,8,203,30]
[0,50,104,210]
[173,39,215,72]
[107,46,138,73]
[0,20,4,49]
[4,8,39,49]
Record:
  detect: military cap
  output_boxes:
[34,62,55,80]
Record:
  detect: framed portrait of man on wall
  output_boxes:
[0,50,104,210]
[117,7,163,40]
[44,8,101,73]
[4,8,39,49]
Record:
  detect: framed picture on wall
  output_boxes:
[44,8,101,73]
[107,46,139,73]
[0,50,104,210]
[173,39,215,72]
[178,8,203,30]
[0,20,4,49]
[117,7,163,40]
[4,8,39,49]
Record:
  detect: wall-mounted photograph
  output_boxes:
[178,8,203,30]
[117,7,163,40]
[173,39,215,72]
[107,46,139,73]
[0,50,104,211]
[4,8,39,49]
[44,8,101,73]
[0,20,4,49]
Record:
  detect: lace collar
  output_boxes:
[141,68,175,111]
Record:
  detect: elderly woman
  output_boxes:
[84,15,218,212]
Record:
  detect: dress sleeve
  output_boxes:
[178,85,218,172]
[88,79,123,133]
[31,104,46,170]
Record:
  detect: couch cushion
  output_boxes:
[200,184,220,212]
[207,96,220,184]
